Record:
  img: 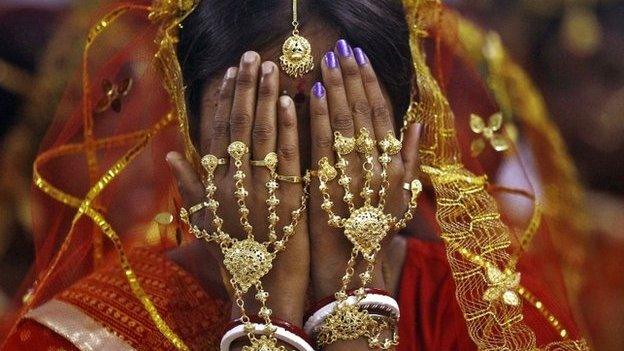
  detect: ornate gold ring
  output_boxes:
[250,152,278,171]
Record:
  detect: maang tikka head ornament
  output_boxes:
[280,0,315,77]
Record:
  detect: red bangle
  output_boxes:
[220,316,313,346]
[304,288,390,321]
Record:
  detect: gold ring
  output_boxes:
[201,155,227,173]
[188,201,209,216]
[250,152,278,170]
[276,174,303,183]
[227,141,250,161]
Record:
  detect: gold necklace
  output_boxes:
[279,0,314,78]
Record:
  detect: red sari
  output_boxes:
[2,238,582,350]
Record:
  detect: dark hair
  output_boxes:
[178,0,413,129]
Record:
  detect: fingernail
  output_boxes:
[279,95,292,108]
[312,82,326,98]
[243,51,258,64]
[225,67,237,79]
[261,61,274,75]
[336,39,352,58]
[324,51,338,69]
[354,47,368,66]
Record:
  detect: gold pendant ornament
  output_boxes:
[279,0,314,78]
[314,127,423,348]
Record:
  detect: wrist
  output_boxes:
[229,267,309,327]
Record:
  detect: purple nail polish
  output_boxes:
[325,51,338,69]
[354,47,368,66]
[336,39,352,58]
[312,82,326,98]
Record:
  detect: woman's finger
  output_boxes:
[356,48,396,143]
[356,47,405,181]
[335,41,375,139]
[321,49,361,197]
[321,51,354,138]
[310,81,334,167]
[209,67,237,177]
[198,77,221,155]
[276,95,301,198]
[229,51,260,173]
[252,61,279,181]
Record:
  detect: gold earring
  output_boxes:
[279,0,314,78]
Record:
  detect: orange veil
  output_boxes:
[0,0,591,350]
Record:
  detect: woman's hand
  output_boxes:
[308,40,421,300]
[167,51,309,326]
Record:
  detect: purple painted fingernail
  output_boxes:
[312,82,326,98]
[337,39,352,58]
[354,47,368,66]
[325,51,338,69]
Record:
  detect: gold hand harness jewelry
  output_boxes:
[315,128,422,349]
[180,142,310,350]
[279,0,314,78]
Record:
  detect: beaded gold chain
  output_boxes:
[315,128,422,348]
[180,141,310,350]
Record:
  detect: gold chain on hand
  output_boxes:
[315,128,422,349]
[180,141,310,350]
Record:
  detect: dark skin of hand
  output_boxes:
[166,18,421,350]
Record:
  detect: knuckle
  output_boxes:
[371,104,392,125]
[362,70,378,85]
[257,82,275,100]
[230,111,252,129]
[325,74,344,89]
[252,122,275,142]
[280,114,296,128]
[278,143,298,161]
[351,100,371,118]
[310,104,329,120]
[236,71,256,89]
[212,119,229,137]
[342,63,360,77]
[332,110,354,131]
[314,134,333,149]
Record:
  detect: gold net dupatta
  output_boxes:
[23,1,200,350]
[403,0,589,350]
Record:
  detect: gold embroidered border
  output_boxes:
[25,299,135,351]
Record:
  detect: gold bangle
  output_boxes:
[276,174,303,183]
[250,152,278,171]
[188,201,208,216]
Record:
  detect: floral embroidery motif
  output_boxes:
[469,112,510,156]
[483,264,521,306]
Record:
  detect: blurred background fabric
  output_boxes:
[0,0,622,350]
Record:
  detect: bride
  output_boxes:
[1,0,589,350]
